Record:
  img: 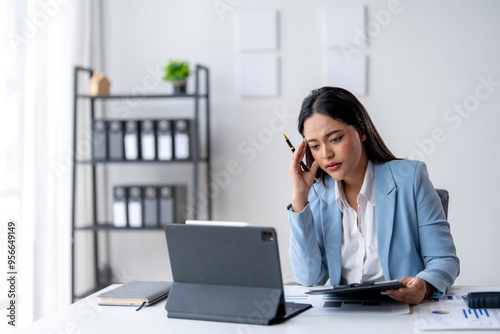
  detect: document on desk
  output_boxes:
[413,288,500,331]
[284,285,409,315]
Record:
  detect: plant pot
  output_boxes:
[173,79,187,94]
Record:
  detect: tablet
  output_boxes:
[306,280,405,296]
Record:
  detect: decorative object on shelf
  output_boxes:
[89,73,111,96]
[163,60,190,94]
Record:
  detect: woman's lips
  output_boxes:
[326,162,342,171]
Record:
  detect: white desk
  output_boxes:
[16,285,500,334]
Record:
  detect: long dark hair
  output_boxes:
[298,87,400,183]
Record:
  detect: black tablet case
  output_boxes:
[306,280,405,296]
[164,224,310,325]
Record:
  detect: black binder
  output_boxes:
[143,186,158,227]
[164,224,311,325]
[93,120,107,160]
[108,120,124,160]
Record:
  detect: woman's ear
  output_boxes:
[359,123,367,141]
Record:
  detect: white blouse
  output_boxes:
[335,160,384,284]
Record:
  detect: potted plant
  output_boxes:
[163,60,190,94]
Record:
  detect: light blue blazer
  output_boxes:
[288,160,459,295]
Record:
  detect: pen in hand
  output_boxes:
[283,134,317,196]
[283,134,310,172]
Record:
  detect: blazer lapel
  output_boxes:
[320,177,343,285]
[374,162,397,280]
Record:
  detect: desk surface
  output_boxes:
[16,285,500,334]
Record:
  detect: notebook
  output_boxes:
[97,281,171,310]
[164,224,312,325]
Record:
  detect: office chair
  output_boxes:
[435,189,449,219]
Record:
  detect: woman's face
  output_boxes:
[303,113,368,184]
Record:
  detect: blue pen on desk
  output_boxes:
[283,134,317,196]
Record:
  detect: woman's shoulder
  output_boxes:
[375,159,429,185]
[378,159,426,174]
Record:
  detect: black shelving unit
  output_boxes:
[70,65,211,302]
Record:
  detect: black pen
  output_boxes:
[283,134,310,172]
[283,134,317,195]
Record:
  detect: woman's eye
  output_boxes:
[310,145,319,150]
[331,135,344,143]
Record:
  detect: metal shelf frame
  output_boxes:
[70,65,211,302]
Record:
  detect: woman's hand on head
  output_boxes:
[386,277,436,305]
[288,139,319,212]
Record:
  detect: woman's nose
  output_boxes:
[322,145,334,160]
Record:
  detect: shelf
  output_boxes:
[75,224,176,231]
[75,158,209,165]
[77,93,208,99]
[71,64,211,303]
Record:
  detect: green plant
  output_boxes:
[163,60,190,82]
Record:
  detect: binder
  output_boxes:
[173,119,191,160]
[143,186,159,227]
[108,120,124,160]
[141,120,156,160]
[157,120,173,160]
[93,120,107,160]
[158,185,187,225]
[124,120,140,160]
[112,186,127,227]
[159,186,175,225]
[128,186,143,228]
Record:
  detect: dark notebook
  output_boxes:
[164,224,312,325]
[97,281,171,309]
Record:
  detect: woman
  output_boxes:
[288,87,459,305]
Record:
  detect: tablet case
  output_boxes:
[306,280,405,296]
[164,224,311,325]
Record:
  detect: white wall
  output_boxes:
[94,0,500,287]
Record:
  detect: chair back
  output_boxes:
[435,189,449,219]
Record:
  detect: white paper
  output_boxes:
[174,133,190,159]
[128,201,142,227]
[284,285,409,315]
[124,133,138,160]
[141,134,155,160]
[158,134,172,160]
[413,288,500,331]
[185,220,250,227]
[236,9,278,51]
[324,4,366,47]
[326,52,367,95]
[112,202,127,227]
[239,54,279,97]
